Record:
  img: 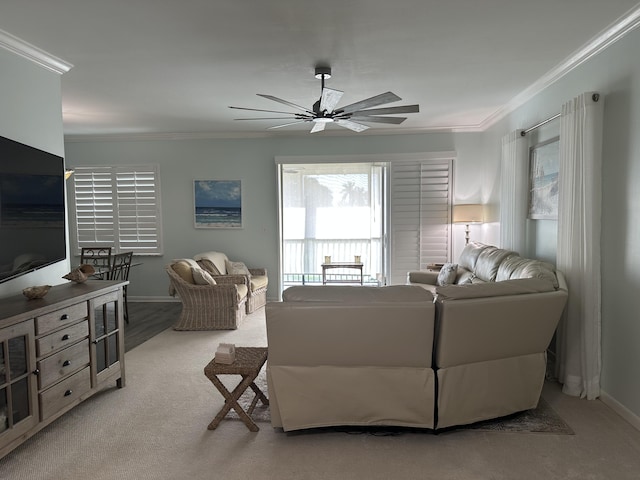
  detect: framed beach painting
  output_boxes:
[528,137,560,220]
[194,179,243,229]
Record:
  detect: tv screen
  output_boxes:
[0,135,66,283]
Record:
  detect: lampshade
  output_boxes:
[452,204,484,224]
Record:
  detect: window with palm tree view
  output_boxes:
[280,162,384,287]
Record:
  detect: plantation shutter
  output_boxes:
[115,167,162,253]
[71,165,163,255]
[389,158,452,285]
[72,167,116,246]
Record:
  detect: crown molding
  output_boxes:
[0,29,73,74]
[481,5,640,130]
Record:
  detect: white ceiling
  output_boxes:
[2,0,640,138]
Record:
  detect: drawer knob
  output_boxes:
[61,334,70,341]
[62,360,72,367]
[60,314,69,321]
[32,369,40,376]
[64,390,73,397]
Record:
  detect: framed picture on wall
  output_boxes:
[528,137,560,220]
[194,179,243,229]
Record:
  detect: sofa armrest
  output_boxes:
[407,270,439,285]
[249,268,267,276]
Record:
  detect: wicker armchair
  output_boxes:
[166,261,247,330]
[194,251,268,314]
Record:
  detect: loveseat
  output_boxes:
[266,243,568,431]
[194,251,268,313]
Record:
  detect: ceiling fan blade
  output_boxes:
[310,122,326,133]
[349,116,407,124]
[336,119,370,133]
[337,92,401,115]
[320,88,343,113]
[234,117,301,121]
[267,120,310,130]
[257,94,314,115]
[347,104,419,116]
[229,105,305,116]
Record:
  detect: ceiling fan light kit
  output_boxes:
[229,66,419,133]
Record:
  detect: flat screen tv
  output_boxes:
[0,135,66,283]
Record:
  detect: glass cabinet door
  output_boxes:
[91,292,123,386]
[0,322,38,442]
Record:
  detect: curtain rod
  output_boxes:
[520,93,600,137]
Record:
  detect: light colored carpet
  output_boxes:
[2,308,640,480]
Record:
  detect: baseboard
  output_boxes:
[129,296,180,303]
[600,389,640,432]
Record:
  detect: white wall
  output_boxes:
[64,131,489,300]
[0,48,69,298]
[485,24,640,420]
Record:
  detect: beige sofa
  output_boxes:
[406,242,568,428]
[266,285,436,431]
[266,243,568,431]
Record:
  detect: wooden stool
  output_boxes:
[203,347,269,432]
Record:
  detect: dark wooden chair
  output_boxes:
[107,252,133,323]
[80,246,113,275]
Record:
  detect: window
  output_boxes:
[279,162,384,288]
[70,165,163,255]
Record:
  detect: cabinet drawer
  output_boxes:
[38,341,90,390]
[40,367,91,421]
[36,321,89,357]
[36,303,88,335]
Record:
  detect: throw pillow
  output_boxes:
[436,263,458,286]
[191,267,217,286]
[225,260,250,276]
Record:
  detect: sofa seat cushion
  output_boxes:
[194,251,229,275]
[283,285,433,303]
[250,275,268,291]
[435,278,556,300]
[236,284,249,300]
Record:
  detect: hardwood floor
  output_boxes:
[124,301,182,351]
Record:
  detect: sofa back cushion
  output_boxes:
[473,247,517,282]
[495,255,530,282]
[510,260,559,288]
[457,241,490,271]
[282,285,433,303]
[435,277,557,301]
[194,251,229,275]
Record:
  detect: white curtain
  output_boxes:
[555,92,604,400]
[499,130,528,253]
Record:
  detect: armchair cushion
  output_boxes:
[437,263,458,286]
[194,251,228,275]
[171,259,200,284]
[191,267,217,285]
[225,260,250,276]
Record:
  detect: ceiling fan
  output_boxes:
[229,66,420,133]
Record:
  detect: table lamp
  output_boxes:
[453,204,484,245]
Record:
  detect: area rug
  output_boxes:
[229,370,574,435]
